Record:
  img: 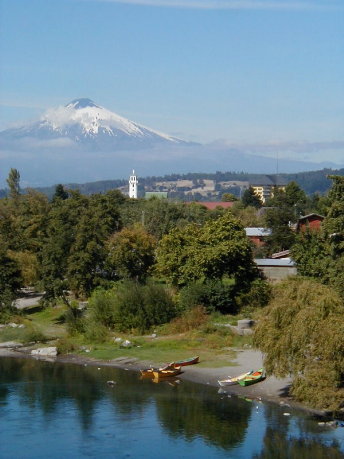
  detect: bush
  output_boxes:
[114,280,177,333]
[235,279,271,314]
[168,306,209,333]
[84,281,177,335]
[22,327,47,343]
[88,288,117,327]
[84,321,109,343]
[56,336,78,354]
[64,301,85,335]
[179,280,237,314]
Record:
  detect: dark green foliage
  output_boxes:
[265,189,296,254]
[6,168,21,200]
[113,281,176,332]
[253,277,344,412]
[156,212,258,288]
[86,282,176,333]
[292,176,344,299]
[105,226,156,282]
[52,184,69,201]
[178,280,237,314]
[242,187,262,208]
[236,279,271,311]
[0,241,22,319]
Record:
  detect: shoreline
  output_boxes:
[0,347,330,419]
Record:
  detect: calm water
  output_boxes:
[0,357,343,459]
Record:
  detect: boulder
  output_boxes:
[31,347,58,357]
[0,341,24,348]
[237,319,255,330]
[121,340,132,348]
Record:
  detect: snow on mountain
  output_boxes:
[1,98,186,147]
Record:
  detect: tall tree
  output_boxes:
[254,277,344,412]
[265,188,295,254]
[6,168,21,200]
[105,225,156,282]
[242,187,262,209]
[0,238,22,317]
[156,212,257,288]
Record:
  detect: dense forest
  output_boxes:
[0,168,343,413]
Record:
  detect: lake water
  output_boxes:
[0,357,343,459]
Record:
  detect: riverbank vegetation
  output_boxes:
[0,169,343,413]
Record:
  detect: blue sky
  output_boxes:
[0,0,343,163]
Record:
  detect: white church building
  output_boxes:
[128,170,138,199]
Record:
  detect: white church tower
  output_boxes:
[129,170,138,199]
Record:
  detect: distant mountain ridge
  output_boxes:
[15,168,343,199]
[0,98,341,187]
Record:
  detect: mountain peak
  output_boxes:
[66,98,99,109]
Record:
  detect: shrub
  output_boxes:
[88,288,117,327]
[235,279,271,314]
[179,280,237,314]
[114,280,177,333]
[168,306,209,333]
[84,321,109,343]
[56,336,78,354]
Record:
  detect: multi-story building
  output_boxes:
[249,175,288,204]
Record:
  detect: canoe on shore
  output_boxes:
[218,370,253,387]
[173,356,199,367]
[238,369,265,387]
[152,366,182,380]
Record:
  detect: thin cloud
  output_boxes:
[87,0,341,11]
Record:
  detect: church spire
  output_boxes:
[129,170,138,199]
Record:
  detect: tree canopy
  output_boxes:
[253,277,344,412]
[156,212,258,288]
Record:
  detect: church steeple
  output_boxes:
[129,169,138,199]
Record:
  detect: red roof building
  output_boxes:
[296,213,325,232]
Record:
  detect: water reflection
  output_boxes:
[0,357,343,458]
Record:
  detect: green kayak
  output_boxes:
[238,368,265,386]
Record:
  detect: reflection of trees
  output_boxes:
[254,404,344,459]
[155,380,252,450]
[253,428,344,459]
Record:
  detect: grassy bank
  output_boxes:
[1,304,252,369]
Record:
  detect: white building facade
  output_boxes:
[129,170,138,199]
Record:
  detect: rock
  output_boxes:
[121,339,132,348]
[107,380,116,386]
[31,347,58,357]
[0,341,24,348]
[114,337,123,343]
[0,324,6,328]
[18,324,25,329]
[8,323,18,328]
[151,333,157,338]
[237,319,255,330]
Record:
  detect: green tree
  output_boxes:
[265,188,295,254]
[66,192,122,297]
[105,225,156,282]
[221,192,238,202]
[52,184,69,202]
[253,277,344,412]
[6,168,21,200]
[242,187,262,209]
[0,238,22,318]
[156,212,258,288]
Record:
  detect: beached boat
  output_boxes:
[152,366,182,380]
[140,362,175,378]
[238,369,265,387]
[218,370,253,386]
[173,356,199,367]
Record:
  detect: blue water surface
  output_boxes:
[0,357,343,458]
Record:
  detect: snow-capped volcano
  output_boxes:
[1,98,186,148]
